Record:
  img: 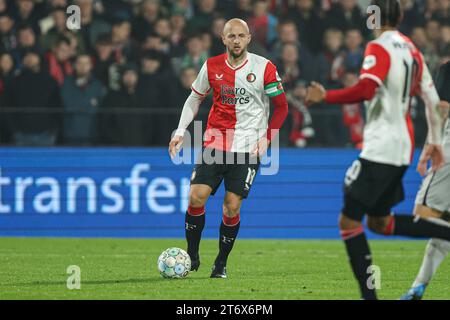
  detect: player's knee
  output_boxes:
[189,190,208,207]
[223,202,240,217]
[339,213,362,231]
[366,217,389,234]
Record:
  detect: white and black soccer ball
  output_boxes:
[157,247,191,279]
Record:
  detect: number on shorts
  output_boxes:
[345,160,362,187]
[245,168,256,186]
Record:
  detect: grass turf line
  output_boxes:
[0,238,448,300]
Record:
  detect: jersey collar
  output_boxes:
[225,53,249,71]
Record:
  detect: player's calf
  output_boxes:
[185,186,211,271]
[339,214,377,300]
[211,194,242,278]
[367,214,450,241]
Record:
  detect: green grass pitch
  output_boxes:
[0,238,448,300]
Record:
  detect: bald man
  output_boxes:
[169,19,289,278]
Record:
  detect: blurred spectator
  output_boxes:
[272,27,317,84]
[137,50,176,144]
[270,20,315,81]
[278,43,302,89]
[12,24,39,67]
[4,50,62,146]
[0,51,15,143]
[425,19,441,48]
[200,30,212,54]
[411,26,441,76]
[0,0,9,13]
[12,0,43,36]
[317,28,344,87]
[341,28,364,72]
[232,0,252,21]
[187,0,217,33]
[45,35,73,86]
[399,0,426,35]
[210,15,226,56]
[439,24,450,56]
[111,17,138,62]
[76,0,111,52]
[151,18,172,55]
[0,51,15,82]
[285,0,324,54]
[0,12,17,52]
[248,0,278,48]
[169,9,188,57]
[432,0,450,24]
[61,54,106,145]
[92,33,116,87]
[178,34,208,72]
[326,0,369,39]
[102,0,135,21]
[287,80,315,147]
[40,7,87,55]
[98,63,148,145]
[132,0,162,42]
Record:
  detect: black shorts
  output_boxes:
[190,148,260,199]
[342,158,408,221]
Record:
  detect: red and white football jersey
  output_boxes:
[191,52,284,153]
[359,30,441,166]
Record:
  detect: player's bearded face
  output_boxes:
[222,31,251,59]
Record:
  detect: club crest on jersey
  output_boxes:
[246,73,256,83]
[362,55,376,70]
[215,74,223,80]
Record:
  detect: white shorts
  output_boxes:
[415,163,450,214]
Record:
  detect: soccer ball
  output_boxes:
[157,247,191,279]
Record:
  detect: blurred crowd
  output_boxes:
[0,0,449,147]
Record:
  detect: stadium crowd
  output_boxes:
[0,0,449,147]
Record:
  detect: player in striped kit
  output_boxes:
[306,0,450,299]
[401,61,450,300]
[169,19,288,278]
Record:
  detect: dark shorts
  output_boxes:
[342,158,408,221]
[190,148,260,199]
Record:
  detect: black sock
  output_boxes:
[343,231,377,300]
[185,212,205,260]
[393,215,450,241]
[215,221,240,265]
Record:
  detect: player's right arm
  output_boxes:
[169,62,210,159]
[306,42,387,105]
[417,59,446,176]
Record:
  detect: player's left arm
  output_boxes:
[417,59,446,175]
[264,62,289,141]
[252,61,288,156]
[306,42,389,105]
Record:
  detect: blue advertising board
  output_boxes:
[0,147,422,239]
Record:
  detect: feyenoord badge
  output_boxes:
[246,73,256,83]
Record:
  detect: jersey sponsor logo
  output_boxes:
[215,73,223,80]
[246,73,256,83]
[362,55,377,70]
[220,84,250,105]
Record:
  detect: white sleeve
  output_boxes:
[420,60,443,145]
[174,91,204,137]
[191,62,210,96]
